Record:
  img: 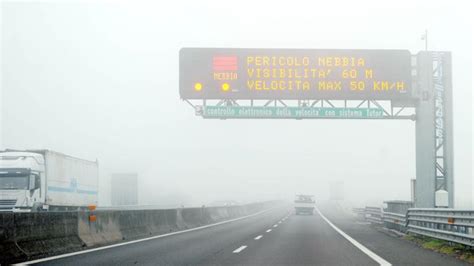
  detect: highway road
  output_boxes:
[27,205,467,266]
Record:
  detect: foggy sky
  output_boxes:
[1,1,472,207]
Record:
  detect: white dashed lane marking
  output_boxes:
[233,245,247,253]
[233,213,289,255]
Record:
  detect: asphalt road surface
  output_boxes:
[29,206,467,266]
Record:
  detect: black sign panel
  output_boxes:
[179,48,413,100]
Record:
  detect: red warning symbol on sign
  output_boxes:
[213,56,238,71]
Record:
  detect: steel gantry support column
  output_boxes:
[415,51,454,208]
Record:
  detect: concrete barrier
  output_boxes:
[0,201,279,264]
[0,212,23,263]
[79,209,180,246]
[0,212,83,264]
[209,206,231,221]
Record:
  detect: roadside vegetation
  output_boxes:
[404,234,474,264]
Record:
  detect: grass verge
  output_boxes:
[404,234,474,264]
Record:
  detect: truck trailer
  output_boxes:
[0,149,98,211]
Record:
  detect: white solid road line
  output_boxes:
[233,245,247,253]
[266,229,272,232]
[18,208,277,265]
[254,235,263,240]
[316,208,392,266]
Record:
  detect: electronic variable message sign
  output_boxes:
[179,48,413,100]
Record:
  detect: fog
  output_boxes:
[1,1,472,208]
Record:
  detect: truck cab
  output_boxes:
[294,194,315,215]
[0,152,46,211]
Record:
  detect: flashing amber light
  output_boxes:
[221,83,230,92]
[194,82,203,91]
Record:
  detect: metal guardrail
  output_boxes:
[354,207,474,247]
[352,208,366,216]
[383,211,408,233]
[383,211,407,225]
[364,206,383,224]
[406,208,474,247]
[352,206,382,224]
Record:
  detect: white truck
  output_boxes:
[0,149,98,211]
[294,194,316,215]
